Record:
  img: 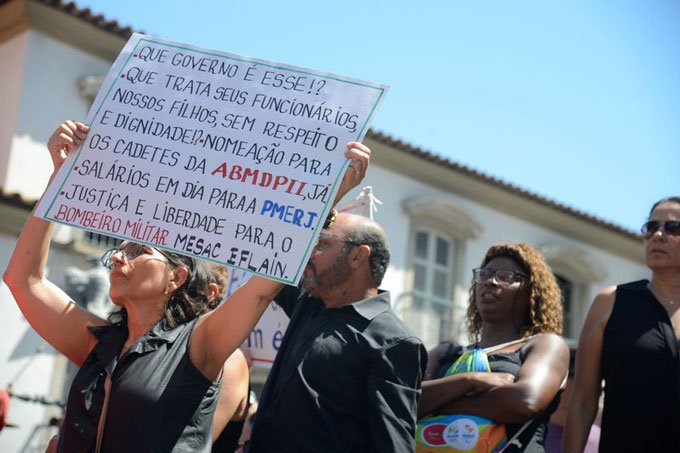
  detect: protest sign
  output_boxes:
[36,33,388,284]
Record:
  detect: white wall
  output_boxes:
[0,31,28,190]
[7,29,111,199]
[0,231,96,452]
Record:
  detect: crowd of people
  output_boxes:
[2,121,678,452]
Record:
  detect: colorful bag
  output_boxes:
[417,413,508,453]
[416,338,534,453]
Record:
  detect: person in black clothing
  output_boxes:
[418,243,569,452]
[234,404,258,453]
[564,197,680,453]
[3,121,369,452]
[248,212,428,453]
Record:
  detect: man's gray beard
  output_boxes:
[302,250,352,296]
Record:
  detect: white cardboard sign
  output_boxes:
[36,33,388,284]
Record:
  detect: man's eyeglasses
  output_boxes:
[641,220,680,240]
[100,243,172,269]
[473,268,527,287]
[313,234,361,251]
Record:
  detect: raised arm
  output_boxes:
[3,121,109,366]
[563,287,614,453]
[435,333,569,423]
[190,276,283,380]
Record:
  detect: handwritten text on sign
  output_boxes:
[36,33,388,284]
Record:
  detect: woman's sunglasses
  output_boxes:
[640,220,680,240]
[100,243,173,269]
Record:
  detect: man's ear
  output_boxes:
[349,245,371,269]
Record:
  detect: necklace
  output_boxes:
[658,297,676,306]
[647,283,678,306]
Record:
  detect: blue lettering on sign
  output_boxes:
[259,199,318,229]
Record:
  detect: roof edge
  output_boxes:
[366,129,641,242]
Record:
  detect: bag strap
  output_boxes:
[497,417,533,452]
[482,334,537,354]
[95,374,112,453]
[497,368,570,452]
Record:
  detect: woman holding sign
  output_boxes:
[417,243,568,452]
[3,120,370,453]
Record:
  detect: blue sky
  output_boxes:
[74,0,679,232]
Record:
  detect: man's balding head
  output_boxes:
[334,213,390,287]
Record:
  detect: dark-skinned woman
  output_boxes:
[418,243,569,452]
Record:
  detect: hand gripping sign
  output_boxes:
[36,33,388,285]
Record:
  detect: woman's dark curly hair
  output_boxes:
[466,243,563,342]
[109,250,213,329]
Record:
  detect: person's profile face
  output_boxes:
[104,242,175,304]
[644,202,680,271]
[303,217,357,295]
[474,256,530,324]
[303,235,354,296]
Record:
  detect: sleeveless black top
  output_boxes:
[212,383,250,453]
[600,280,680,452]
[57,318,220,453]
[434,341,559,452]
[212,420,245,452]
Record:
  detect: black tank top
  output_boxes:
[600,280,680,452]
[212,420,245,452]
[212,383,250,453]
[435,341,559,452]
[58,318,219,453]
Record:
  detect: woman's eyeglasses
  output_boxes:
[473,268,527,287]
[641,220,680,240]
[100,243,172,269]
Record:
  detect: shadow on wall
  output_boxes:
[8,327,55,361]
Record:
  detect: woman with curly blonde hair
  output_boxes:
[418,243,569,452]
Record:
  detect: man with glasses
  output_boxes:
[248,212,427,453]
